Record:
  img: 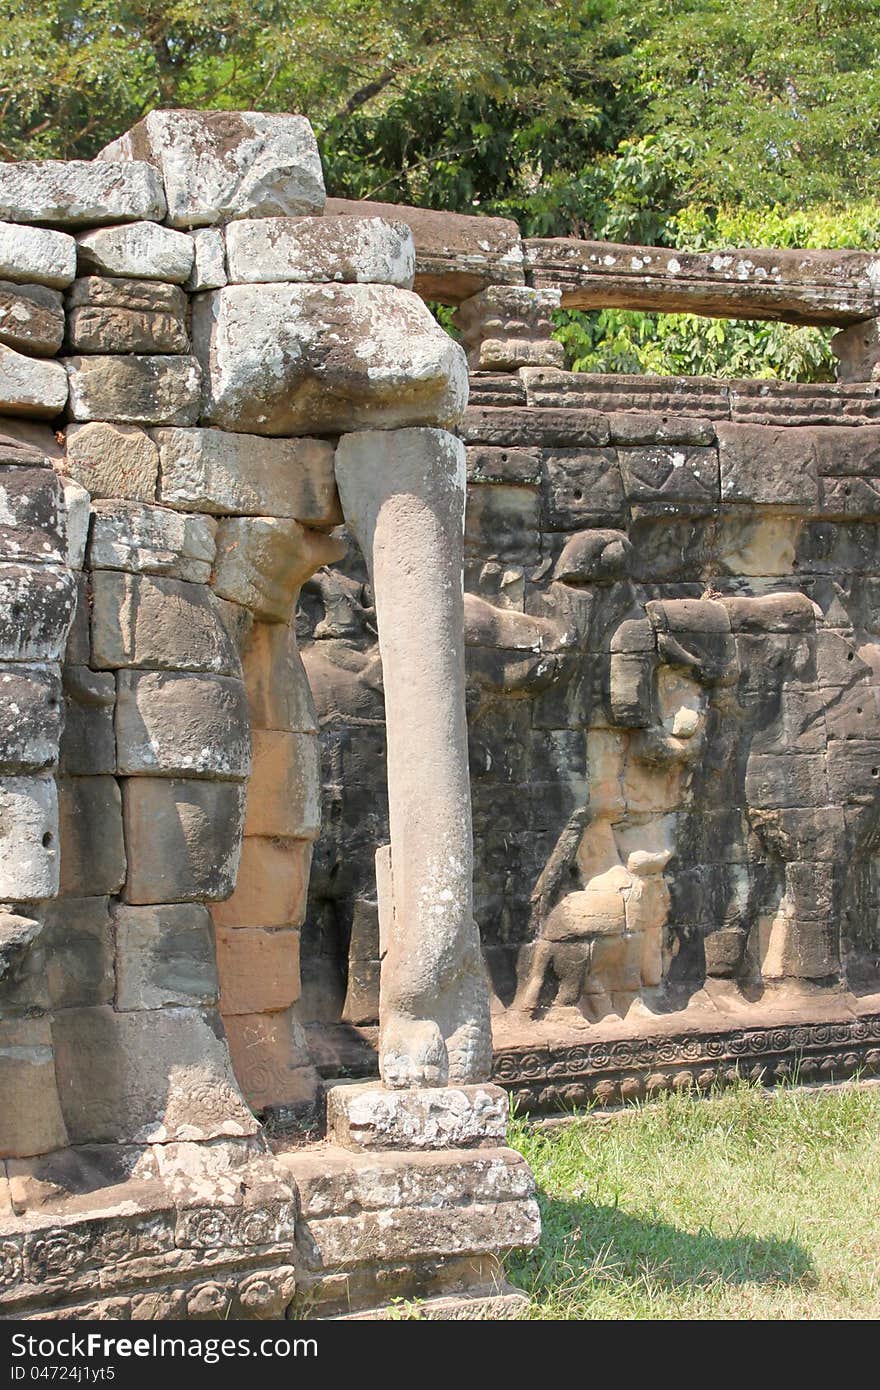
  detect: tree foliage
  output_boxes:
[2,1,879,379]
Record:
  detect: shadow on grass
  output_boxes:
[510,1192,814,1301]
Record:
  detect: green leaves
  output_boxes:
[554,307,837,384]
[2,0,878,384]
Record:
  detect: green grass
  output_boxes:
[506,1083,880,1319]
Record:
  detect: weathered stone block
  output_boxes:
[290,1147,540,1269]
[819,474,880,518]
[88,500,216,583]
[716,513,802,578]
[244,730,320,838]
[0,1017,67,1159]
[223,1008,317,1113]
[465,483,541,563]
[65,572,90,664]
[466,445,542,485]
[324,195,524,302]
[67,305,189,354]
[68,274,187,314]
[462,403,611,446]
[826,740,880,804]
[718,423,819,509]
[542,448,624,529]
[607,412,716,446]
[76,221,195,283]
[0,281,64,356]
[212,594,255,655]
[58,664,116,778]
[618,444,719,511]
[153,427,340,525]
[58,775,125,896]
[814,628,872,688]
[0,160,165,227]
[748,806,846,862]
[212,516,346,621]
[64,420,159,501]
[0,343,68,417]
[286,1144,535,1220]
[0,775,59,900]
[326,1082,509,1151]
[211,836,311,928]
[193,283,467,435]
[59,665,116,775]
[214,924,300,1014]
[0,664,63,772]
[759,914,839,980]
[341,959,381,1025]
[90,571,238,674]
[810,426,880,477]
[0,221,77,289]
[60,474,90,569]
[122,777,246,904]
[225,216,414,287]
[0,426,59,463]
[65,354,201,426]
[113,903,219,1009]
[240,620,317,733]
[454,285,563,370]
[115,669,250,778]
[0,908,48,1014]
[187,228,226,291]
[42,897,114,1008]
[100,110,324,227]
[0,464,64,562]
[52,1005,257,1144]
[744,754,829,811]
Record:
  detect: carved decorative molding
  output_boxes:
[493,1013,880,1112]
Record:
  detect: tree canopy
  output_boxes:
[2,0,879,378]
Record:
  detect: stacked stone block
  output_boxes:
[0,110,541,1319]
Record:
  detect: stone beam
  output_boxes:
[524,238,880,326]
[325,197,524,304]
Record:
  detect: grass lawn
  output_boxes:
[506,1083,880,1319]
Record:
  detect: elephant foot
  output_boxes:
[380,1015,448,1089]
[581,987,616,1023]
[446,1016,493,1085]
[613,989,642,1018]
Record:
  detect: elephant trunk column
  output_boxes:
[335,427,491,1088]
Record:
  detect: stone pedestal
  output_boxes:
[454,285,564,370]
[279,1080,539,1318]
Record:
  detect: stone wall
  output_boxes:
[4,106,880,1317]
[300,332,880,1109]
[0,110,538,1320]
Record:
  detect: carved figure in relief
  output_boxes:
[513,583,880,1016]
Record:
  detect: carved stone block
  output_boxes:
[113,903,219,1009]
[325,1082,509,1151]
[121,778,246,904]
[115,669,250,779]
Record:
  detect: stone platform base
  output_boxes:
[307,993,880,1117]
[1,1084,540,1320]
[0,1137,300,1320]
[280,1081,540,1320]
[332,1287,528,1319]
[492,990,880,1114]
